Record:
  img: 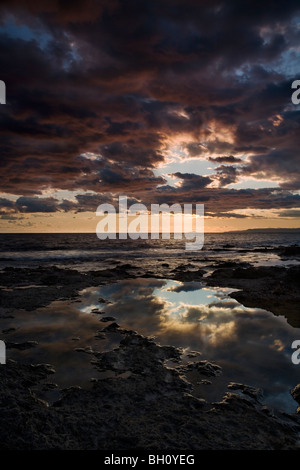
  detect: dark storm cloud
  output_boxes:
[242,147,300,189]
[0,0,299,215]
[15,196,60,212]
[213,165,239,187]
[148,181,300,213]
[209,156,243,164]
[171,172,212,190]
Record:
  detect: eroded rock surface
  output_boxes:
[1,327,300,450]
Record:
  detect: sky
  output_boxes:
[0,0,299,233]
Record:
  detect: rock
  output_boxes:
[91,308,104,314]
[0,340,300,450]
[119,264,136,270]
[42,382,58,391]
[280,245,300,257]
[186,351,202,358]
[95,331,106,340]
[207,265,300,328]
[291,384,300,405]
[179,360,222,377]
[101,322,120,332]
[6,341,38,350]
[2,328,16,334]
[227,382,263,401]
[215,261,251,269]
[74,347,93,354]
[100,316,116,322]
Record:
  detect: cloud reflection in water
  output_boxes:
[86,278,300,413]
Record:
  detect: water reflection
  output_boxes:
[3,278,300,413]
[80,278,300,413]
[1,300,120,390]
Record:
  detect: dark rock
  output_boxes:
[227,382,263,401]
[207,265,300,328]
[280,245,300,257]
[6,341,38,350]
[42,383,58,391]
[291,384,300,405]
[74,347,93,354]
[91,309,105,314]
[0,341,300,450]
[2,328,16,334]
[179,360,222,377]
[95,331,106,340]
[101,322,120,332]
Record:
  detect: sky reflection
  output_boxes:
[3,278,300,413]
[84,279,300,413]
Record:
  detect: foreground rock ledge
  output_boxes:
[1,328,300,450]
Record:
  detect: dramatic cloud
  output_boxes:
[0,0,299,222]
[209,156,243,164]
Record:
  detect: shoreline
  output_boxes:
[1,257,300,450]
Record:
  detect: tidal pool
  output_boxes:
[78,278,300,413]
[2,278,300,412]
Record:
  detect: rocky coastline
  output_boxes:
[1,252,300,450]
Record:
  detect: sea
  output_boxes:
[0,231,299,269]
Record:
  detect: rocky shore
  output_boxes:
[1,257,300,450]
[207,264,300,328]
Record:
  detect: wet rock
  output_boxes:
[2,327,16,334]
[172,267,206,282]
[74,346,93,354]
[280,245,300,257]
[179,360,222,377]
[212,392,257,411]
[95,331,106,340]
[42,382,58,391]
[93,331,183,390]
[207,265,300,328]
[0,313,14,319]
[91,308,104,314]
[227,382,263,401]
[1,343,300,449]
[186,350,202,358]
[119,264,136,270]
[215,261,251,269]
[291,384,300,405]
[0,266,120,310]
[101,322,120,332]
[6,340,38,350]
